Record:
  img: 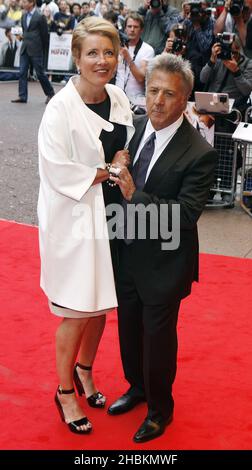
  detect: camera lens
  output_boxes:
[150,0,161,8]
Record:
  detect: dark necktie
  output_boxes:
[131,131,156,190]
[123,131,156,244]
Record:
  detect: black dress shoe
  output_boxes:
[108,392,145,415]
[133,414,173,443]
[11,98,27,103]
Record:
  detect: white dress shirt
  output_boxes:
[133,115,184,183]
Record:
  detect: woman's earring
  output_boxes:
[77,67,80,75]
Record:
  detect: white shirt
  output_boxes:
[26,7,36,28]
[116,41,155,104]
[133,115,184,182]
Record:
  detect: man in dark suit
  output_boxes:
[108,53,218,443]
[11,0,54,104]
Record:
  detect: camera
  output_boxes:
[150,0,161,9]
[189,2,203,20]
[56,26,64,36]
[172,38,184,53]
[215,32,235,60]
[172,25,187,54]
[229,0,244,16]
[55,21,66,36]
[119,30,129,47]
[189,2,211,22]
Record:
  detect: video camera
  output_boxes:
[172,25,187,54]
[215,32,235,60]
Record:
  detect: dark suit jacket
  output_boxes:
[21,9,49,57]
[121,115,218,305]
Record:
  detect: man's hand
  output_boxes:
[164,37,174,53]
[109,167,136,201]
[111,149,130,168]
[224,0,232,11]
[143,0,151,10]
[223,57,240,73]
[120,46,132,64]
[210,42,221,63]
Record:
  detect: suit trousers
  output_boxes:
[19,51,54,101]
[116,242,181,422]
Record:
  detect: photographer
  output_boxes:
[183,2,215,92]
[200,35,252,113]
[138,0,179,54]
[214,0,252,55]
[163,23,187,56]
[115,13,154,108]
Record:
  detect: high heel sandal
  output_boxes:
[55,386,92,434]
[73,363,106,408]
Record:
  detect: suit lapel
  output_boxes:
[128,115,148,169]
[144,118,192,192]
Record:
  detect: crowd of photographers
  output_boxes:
[0,0,252,115]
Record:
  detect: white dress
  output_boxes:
[38,77,134,318]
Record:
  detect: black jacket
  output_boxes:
[21,9,49,57]
[118,116,218,304]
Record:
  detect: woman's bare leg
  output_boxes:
[76,315,106,399]
[55,317,91,430]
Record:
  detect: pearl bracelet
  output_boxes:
[105,163,119,187]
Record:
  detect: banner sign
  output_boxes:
[47,32,74,71]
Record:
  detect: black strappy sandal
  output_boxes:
[73,363,106,408]
[55,386,92,434]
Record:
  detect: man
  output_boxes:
[108,54,218,443]
[214,0,252,57]
[11,0,55,104]
[0,28,21,81]
[200,35,252,115]
[200,35,252,201]
[183,2,215,93]
[138,0,179,54]
[115,13,154,107]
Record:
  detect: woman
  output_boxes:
[38,16,134,434]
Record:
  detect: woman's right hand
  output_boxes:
[111,149,130,168]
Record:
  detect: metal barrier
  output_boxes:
[239,106,252,217]
[206,109,242,209]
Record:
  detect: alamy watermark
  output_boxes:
[71,195,180,251]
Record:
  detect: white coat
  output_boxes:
[38,77,134,312]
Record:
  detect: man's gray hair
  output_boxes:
[146,53,194,97]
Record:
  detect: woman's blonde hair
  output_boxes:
[71,16,120,62]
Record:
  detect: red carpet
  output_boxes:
[0,219,252,450]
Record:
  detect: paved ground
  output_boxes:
[0,81,251,258]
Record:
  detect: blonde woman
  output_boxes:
[38,17,134,434]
